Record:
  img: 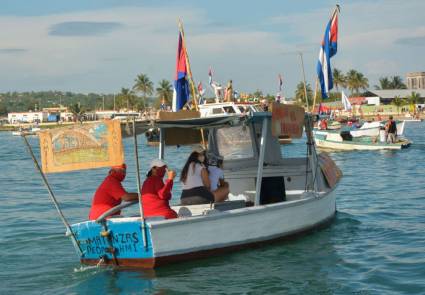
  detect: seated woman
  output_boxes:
[180,146,228,205]
[141,159,177,219]
[208,155,229,200]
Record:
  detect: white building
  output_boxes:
[8,111,47,124]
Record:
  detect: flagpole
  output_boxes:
[178,19,198,111]
[298,51,309,110]
[312,77,319,113]
[313,5,340,113]
[178,19,206,147]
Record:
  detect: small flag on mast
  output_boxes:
[317,6,339,99]
[208,67,213,86]
[278,74,283,92]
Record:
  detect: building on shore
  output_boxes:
[364,89,425,104]
[8,111,47,124]
[406,72,425,90]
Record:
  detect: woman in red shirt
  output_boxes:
[141,159,178,219]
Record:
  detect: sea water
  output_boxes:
[0,123,424,294]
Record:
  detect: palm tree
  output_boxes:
[332,68,346,92]
[375,77,391,90]
[69,103,85,123]
[407,91,420,113]
[375,76,407,89]
[253,89,263,98]
[392,96,404,114]
[390,76,407,89]
[295,81,313,107]
[346,70,369,95]
[356,72,369,94]
[156,79,173,106]
[133,74,154,109]
[116,88,137,110]
[346,69,358,95]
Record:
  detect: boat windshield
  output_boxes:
[216,125,254,160]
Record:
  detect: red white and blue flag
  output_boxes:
[317,9,338,99]
[172,32,190,111]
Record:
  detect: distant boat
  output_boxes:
[314,129,411,150]
[12,126,40,136]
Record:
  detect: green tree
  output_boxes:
[390,76,407,89]
[332,68,346,92]
[407,91,420,113]
[253,89,263,98]
[295,82,313,107]
[68,103,85,123]
[116,88,137,110]
[133,74,154,109]
[156,79,173,106]
[375,77,391,90]
[346,70,369,95]
[392,96,404,114]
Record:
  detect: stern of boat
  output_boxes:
[70,219,156,268]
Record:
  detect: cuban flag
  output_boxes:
[317,10,338,99]
[172,32,190,111]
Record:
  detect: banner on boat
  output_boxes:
[38,121,124,174]
[318,153,343,188]
[271,103,305,138]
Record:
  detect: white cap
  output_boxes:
[149,159,167,169]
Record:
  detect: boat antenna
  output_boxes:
[132,116,149,250]
[22,135,82,256]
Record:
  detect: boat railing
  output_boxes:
[95,200,138,223]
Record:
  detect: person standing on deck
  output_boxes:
[141,159,178,219]
[225,80,233,102]
[385,115,397,143]
[89,164,139,220]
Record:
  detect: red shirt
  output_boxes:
[89,174,127,220]
[141,176,177,219]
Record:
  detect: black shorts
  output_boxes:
[181,186,214,205]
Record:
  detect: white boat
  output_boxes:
[12,126,40,136]
[314,129,411,151]
[61,110,341,268]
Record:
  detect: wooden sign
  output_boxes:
[38,121,124,174]
[271,103,305,138]
[318,153,343,188]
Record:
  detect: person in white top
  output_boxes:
[208,155,229,199]
[180,146,228,205]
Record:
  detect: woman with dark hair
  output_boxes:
[180,146,228,205]
[141,159,177,219]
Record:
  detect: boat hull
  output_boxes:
[73,189,337,268]
[315,138,409,150]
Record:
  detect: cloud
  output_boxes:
[49,21,124,36]
[395,36,425,47]
[0,48,28,54]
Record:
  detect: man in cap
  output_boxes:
[89,163,139,220]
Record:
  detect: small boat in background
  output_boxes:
[12,126,41,136]
[314,129,411,151]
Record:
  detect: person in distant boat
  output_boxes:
[319,119,328,130]
[225,80,233,102]
[141,159,178,219]
[385,115,397,143]
[180,146,228,205]
[207,155,229,200]
[89,164,139,220]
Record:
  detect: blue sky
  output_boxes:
[0,0,424,97]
